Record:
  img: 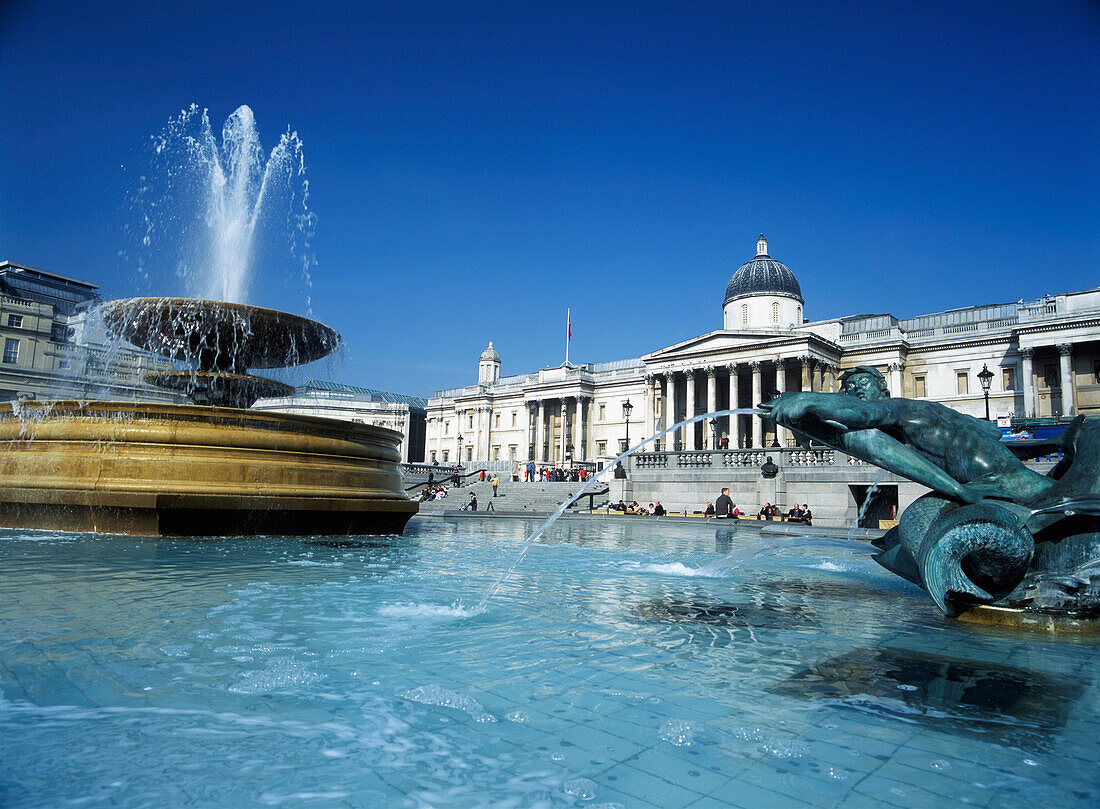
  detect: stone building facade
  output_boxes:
[252,380,427,464]
[426,236,1100,470]
[0,261,178,403]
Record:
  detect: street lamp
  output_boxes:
[622,399,633,450]
[977,364,994,421]
[456,433,464,468]
[710,419,718,450]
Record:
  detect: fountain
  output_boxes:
[763,365,1100,629]
[0,106,417,536]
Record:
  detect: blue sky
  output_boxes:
[2,1,1098,397]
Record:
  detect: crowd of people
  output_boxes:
[522,461,589,483]
[418,484,450,502]
[698,489,812,523]
[609,500,666,516]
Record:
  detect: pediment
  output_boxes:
[642,329,811,365]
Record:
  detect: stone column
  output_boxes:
[706,366,717,448]
[526,403,536,460]
[685,369,697,450]
[559,399,570,462]
[812,362,823,392]
[665,372,678,450]
[644,374,655,441]
[750,361,763,448]
[800,355,812,391]
[826,364,837,393]
[574,396,585,460]
[774,359,787,447]
[726,363,740,447]
[1020,348,1035,418]
[889,362,904,398]
[1058,344,1074,416]
[535,400,546,462]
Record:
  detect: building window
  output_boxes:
[1003,367,1016,391]
[796,306,802,323]
[444,421,450,435]
[7,315,22,329]
[468,414,473,429]
[465,446,473,462]
[596,440,607,456]
[495,413,500,428]
[1044,364,1058,389]
[599,403,606,420]
[430,451,437,463]
[509,445,517,461]
[956,371,969,395]
[511,411,517,427]
[442,450,449,462]
[59,359,71,371]
[913,375,926,398]
[492,446,500,461]
[3,338,19,365]
[619,439,628,454]
[771,302,780,324]
[741,304,749,327]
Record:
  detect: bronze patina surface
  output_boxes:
[0,401,417,536]
[763,366,1100,625]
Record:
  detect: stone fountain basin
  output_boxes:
[99,297,341,371]
[0,401,416,536]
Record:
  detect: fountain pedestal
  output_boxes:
[0,298,418,536]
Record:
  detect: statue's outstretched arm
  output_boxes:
[841,430,984,504]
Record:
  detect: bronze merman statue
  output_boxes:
[762,366,1100,619]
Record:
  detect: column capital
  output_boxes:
[1057,343,1073,356]
[888,361,906,372]
[1019,347,1035,359]
[664,370,675,381]
[749,361,762,372]
[725,362,739,374]
[705,365,717,378]
[643,373,655,383]
[799,354,813,366]
[684,368,696,380]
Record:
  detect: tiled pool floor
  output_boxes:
[1,517,1097,807]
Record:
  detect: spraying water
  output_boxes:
[128,104,315,309]
[473,408,764,612]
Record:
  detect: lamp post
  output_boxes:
[456,433,464,468]
[977,365,994,421]
[622,399,633,451]
[710,419,718,450]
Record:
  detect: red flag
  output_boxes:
[567,310,572,341]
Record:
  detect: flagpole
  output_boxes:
[565,308,570,366]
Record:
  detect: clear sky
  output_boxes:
[2,1,1098,397]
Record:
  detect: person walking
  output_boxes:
[490,473,499,497]
[715,487,734,518]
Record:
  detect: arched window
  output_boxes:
[741,304,749,327]
[771,302,780,324]
[796,306,802,323]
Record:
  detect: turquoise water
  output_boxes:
[1,517,1097,808]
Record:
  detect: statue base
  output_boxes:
[954,604,1100,635]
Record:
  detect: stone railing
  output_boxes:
[631,447,852,471]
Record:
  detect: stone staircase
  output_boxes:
[415,480,606,515]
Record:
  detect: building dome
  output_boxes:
[723,235,803,306]
[480,341,500,362]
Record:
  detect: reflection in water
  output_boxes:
[771,646,1082,749]
[635,597,817,629]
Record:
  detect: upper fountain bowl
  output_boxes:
[100,298,341,372]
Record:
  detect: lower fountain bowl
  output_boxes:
[0,401,418,536]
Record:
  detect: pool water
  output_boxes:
[1,517,1097,808]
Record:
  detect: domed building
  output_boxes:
[723,235,804,330]
[424,235,1099,524]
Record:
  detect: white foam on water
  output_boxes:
[399,684,497,723]
[379,602,478,619]
[810,561,850,572]
[228,657,323,694]
[259,790,352,805]
[659,719,697,746]
[630,561,719,577]
[286,559,344,568]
